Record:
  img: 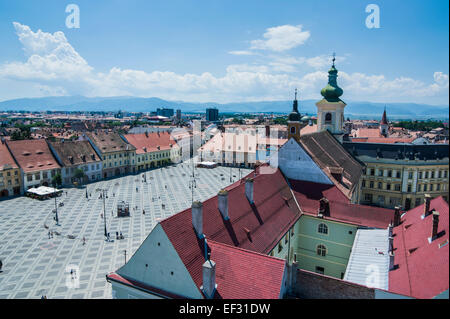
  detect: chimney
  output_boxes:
[388,236,394,253]
[394,206,401,226]
[389,251,395,270]
[424,194,431,217]
[192,201,203,238]
[431,211,440,241]
[218,190,229,220]
[245,178,254,204]
[318,197,330,217]
[201,259,217,299]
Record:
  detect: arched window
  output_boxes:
[290,126,296,134]
[318,223,328,235]
[325,113,332,124]
[317,244,327,257]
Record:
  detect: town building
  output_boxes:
[6,139,61,190]
[48,140,103,186]
[0,139,22,197]
[107,167,300,298]
[343,142,449,209]
[122,132,181,172]
[85,131,136,178]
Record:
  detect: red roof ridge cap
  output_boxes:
[208,239,286,262]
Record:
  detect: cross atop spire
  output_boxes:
[294,88,298,100]
[332,52,336,67]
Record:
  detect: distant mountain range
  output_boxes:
[0,96,448,120]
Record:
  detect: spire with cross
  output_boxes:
[332,52,336,67]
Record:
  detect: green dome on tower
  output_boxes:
[320,54,343,102]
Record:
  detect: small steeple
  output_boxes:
[288,88,301,122]
[381,106,388,125]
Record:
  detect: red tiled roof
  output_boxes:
[354,128,382,138]
[6,139,60,173]
[208,241,286,299]
[351,137,416,144]
[124,132,178,154]
[0,142,18,169]
[289,179,395,228]
[389,196,449,299]
[160,167,301,298]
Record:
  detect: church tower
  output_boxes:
[316,54,346,142]
[288,88,302,143]
[380,106,389,137]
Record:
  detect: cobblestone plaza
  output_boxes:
[0,162,252,299]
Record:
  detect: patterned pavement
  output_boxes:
[0,162,252,299]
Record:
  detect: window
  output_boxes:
[364,193,373,202]
[278,242,283,253]
[362,180,366,188]
[315,266,325,275]
[394,184,401,191]
[318,223,328,235]
[369,181,374,188]
[437,184,441,191]
[378,182,383,189]
[407,184,412,193]
[444,171,448,178]
[388,170,392,177]
[408,172,413,179]
[424,184,428,192]
[431,171,435,179]
[396,171,401,178]
[325,113,332,124]
[386,183,391,190]
[378,169,383,177]
[317,244,327,257]
[419,172,422,179]
[425,171,429,179]
[438,171,442,178]
[430,184,433,191]
[370,169,375,176]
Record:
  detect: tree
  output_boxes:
[52,173,62,188]
[73,168,86,186]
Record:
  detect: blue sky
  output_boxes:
[0,0,448,105]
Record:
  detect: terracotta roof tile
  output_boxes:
[389,196,449,298]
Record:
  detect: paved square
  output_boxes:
[0,162,252,299]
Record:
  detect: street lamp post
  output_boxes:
[101,189,108,241]
[54,196,60,226]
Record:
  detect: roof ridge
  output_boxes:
[208,239,285,262]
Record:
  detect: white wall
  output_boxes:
[115,224,204,299]
[277,138,333,184]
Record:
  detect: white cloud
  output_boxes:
[0,23,448,105]
[228,50,255,56]
[250,25,310,52]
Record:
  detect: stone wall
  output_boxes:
[291,268,375,299]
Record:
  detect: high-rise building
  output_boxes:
[176,109,181,121]
[156,108,174,118]
[206,108,219,122]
